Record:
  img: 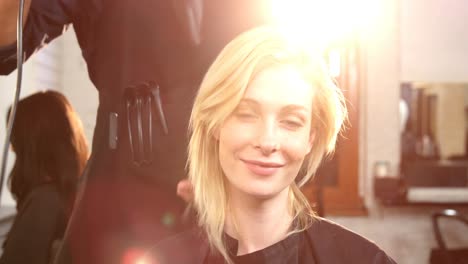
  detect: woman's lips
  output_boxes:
[241,159,284,176]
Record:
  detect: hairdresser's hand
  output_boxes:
[177,179,194,203]
[0,0,32,47]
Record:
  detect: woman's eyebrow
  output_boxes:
[238,99,309,115]
[238,98,259,106]
[281,104,309,113]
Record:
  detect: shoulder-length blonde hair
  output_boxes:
[188,26,347,263]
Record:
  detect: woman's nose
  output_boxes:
[255,121,280,155]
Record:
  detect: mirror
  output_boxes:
[400,82,468,188]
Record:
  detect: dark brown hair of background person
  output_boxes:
[6,90,89,213]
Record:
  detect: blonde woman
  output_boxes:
[145,27,396,264]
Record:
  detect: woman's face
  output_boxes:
[218,65,314,200]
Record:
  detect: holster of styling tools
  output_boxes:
[123,81,168,167]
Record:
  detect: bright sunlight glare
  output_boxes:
[269,0,381,49]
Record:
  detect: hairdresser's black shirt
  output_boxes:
[0,1,268,263]
[0,0,268,188]
[146,217,397,264]
[0,0,265,222]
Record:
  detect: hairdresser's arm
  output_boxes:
[0,0,32,47]
[0,0,74,75]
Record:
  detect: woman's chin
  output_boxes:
[240,186,288,201]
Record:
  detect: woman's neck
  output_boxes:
[224,187,293,256]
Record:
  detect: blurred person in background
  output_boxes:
[0,90,89,264]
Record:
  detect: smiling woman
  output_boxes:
[143,26,396,264]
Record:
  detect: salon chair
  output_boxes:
[430,209,468,264]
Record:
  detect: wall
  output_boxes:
[57,29,98,145]
[400,0,468,82]
[362,0,401,209]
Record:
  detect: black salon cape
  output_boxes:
[0,1,268,263]
[144,217,397,264]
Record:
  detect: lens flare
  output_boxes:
[268,0,382,48]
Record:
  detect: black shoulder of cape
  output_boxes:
[142,227,210,264]
[306,217,397,264]
[142,217,397,264]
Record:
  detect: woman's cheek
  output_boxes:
[281,134,311,160]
